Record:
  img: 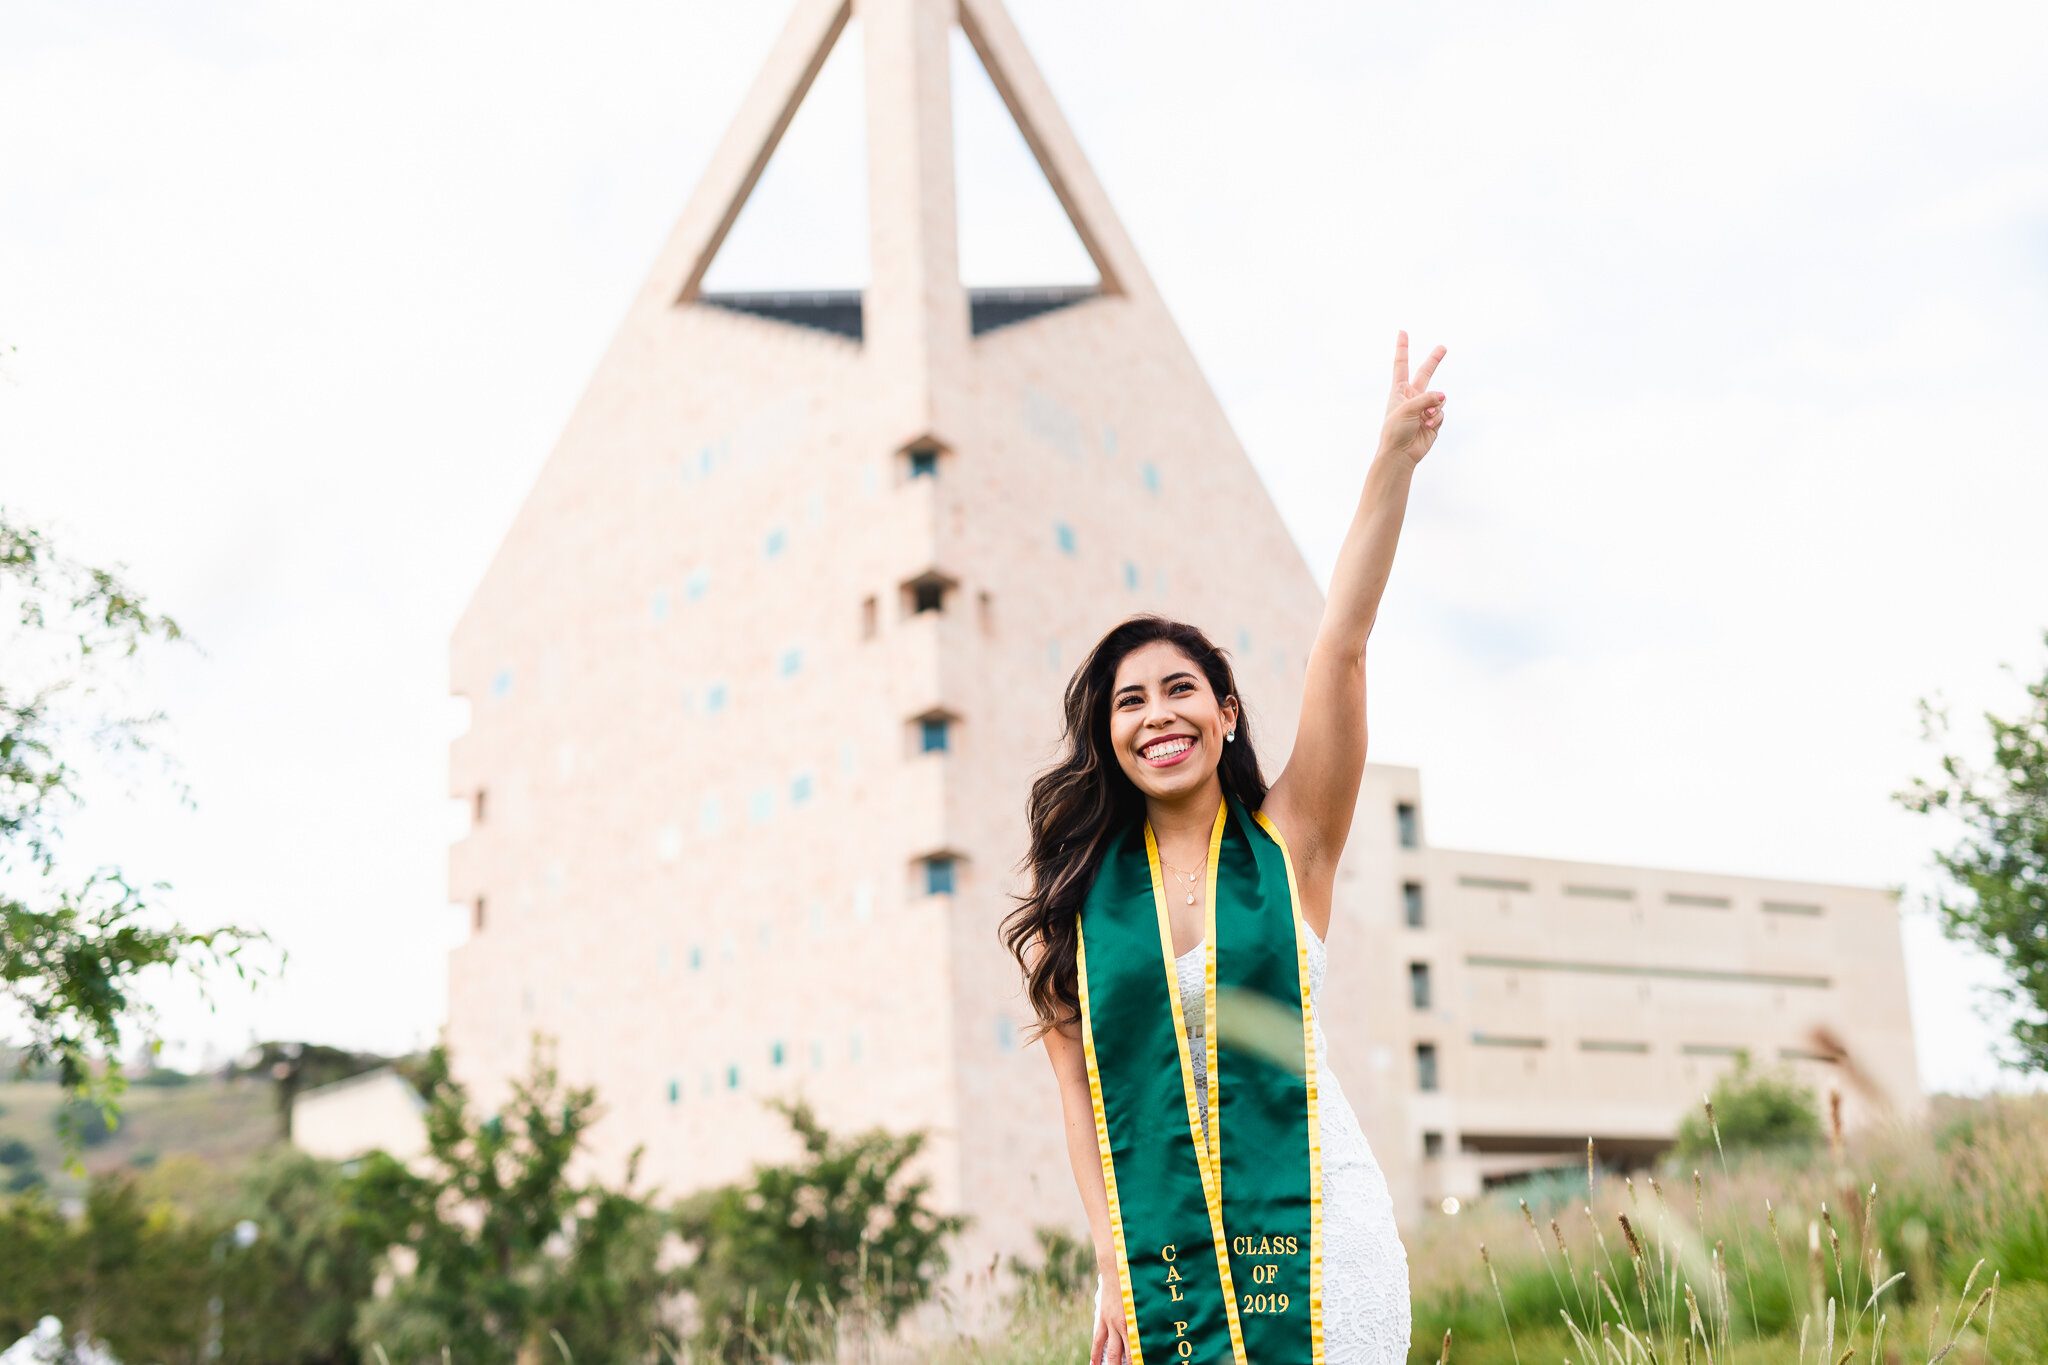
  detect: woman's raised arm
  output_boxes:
[1266,332,1446,918]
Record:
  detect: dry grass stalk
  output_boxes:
[1480,1242,1523,1365]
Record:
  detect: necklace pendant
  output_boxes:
[1186,891,1196,905]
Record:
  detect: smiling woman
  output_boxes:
[1001,333,1447,1365]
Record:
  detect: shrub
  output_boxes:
[346,1042,676,1365]
[1673,1055,1821,1160]
[1007,1225,1094,1306]
[674,1101,965,1361]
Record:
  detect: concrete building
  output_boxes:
[445,0,1918,1262]
[292,1068,429,1164]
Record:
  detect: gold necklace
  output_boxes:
[1160,854,1207,906]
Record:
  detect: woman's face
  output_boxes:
[1107,640,1239,803]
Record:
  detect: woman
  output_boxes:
[1002,334,1447,1365]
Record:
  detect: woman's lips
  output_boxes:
[1140,735,1196,768]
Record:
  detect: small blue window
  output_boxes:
[749,788,775,824]
[764,526,786,558]
[697,446,715,477]
[686,568,710,601]
[995,1015,1016,1053]
[667,1079,680,1105]
[699,796,723,834]
[1142,461,1161,493]
[791,772,813,804]
[650,590,671,622]
[1238,627,1253,654]
[771,1040,786,1068]
[726,1065,740,1090]
[491,669,514,699]
[920,717,950,753]
[1123,562,1139,591]
[779,647,802,677]
[705,683,728,714]
[689,945,703,971]
[909,448,939,479]
[1055,522,1076,555]
[925,856,957,897]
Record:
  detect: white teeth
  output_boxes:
[1146,737,1192,759]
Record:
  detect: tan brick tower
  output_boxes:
[446,0,1329,1262]
[448,0,1918,1262]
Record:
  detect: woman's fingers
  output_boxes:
[1412,344,1447,390]
[1399,390,1446,417]
[1391,330,1410,393]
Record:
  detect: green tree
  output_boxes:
[0,1177,215,1359]
[675,1101,966,1361]
[1899,637,2048,1072]
[346,1042,676,1365]
[0,511,265,1134]
[1673,1053,1822,1160]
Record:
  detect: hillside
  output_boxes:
[0,1076,279,1199]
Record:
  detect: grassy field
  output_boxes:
[0,1076,277,1199]
[885,1095,2048,1365]
[1395,1094,2047,1364]
[3,1078,2039,1365]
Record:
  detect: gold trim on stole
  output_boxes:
[1138,818,1245,1365]
[1253,811,1327,1365]
[1077,922,1146,1365]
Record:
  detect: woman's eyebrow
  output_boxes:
[1114,682,1146,698]
[1161,671,1196,686]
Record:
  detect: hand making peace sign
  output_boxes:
[1380,330,1448,465]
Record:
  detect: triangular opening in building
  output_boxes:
[950,25,1103,336]
[696,15,870,339]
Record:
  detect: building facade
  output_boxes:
[444,0,1918,1268]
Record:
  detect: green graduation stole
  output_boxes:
[1078,798,1324,1365]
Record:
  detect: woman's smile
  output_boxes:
[1138,733,1197,767]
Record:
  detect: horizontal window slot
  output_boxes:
[1471,1033,1546,1049]
[1681,1043,1747,1057]
[1465,954,1831,989]
[1763,901,1823,916]
[1565,884,1635,901]
[1667,892,1733,909]
[1459,875,1533,892]
[1579,1040,1650,1054]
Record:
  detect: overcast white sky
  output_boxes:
[3,0,2045,1091]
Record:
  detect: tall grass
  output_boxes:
[1404,1095,2048,1365]
[360,1095,2046,1364]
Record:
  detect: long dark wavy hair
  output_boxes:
[1002,615,1270,1034]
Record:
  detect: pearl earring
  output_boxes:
[1225,731,1236,743]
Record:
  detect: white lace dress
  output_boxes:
[1176,927,1411,1364]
